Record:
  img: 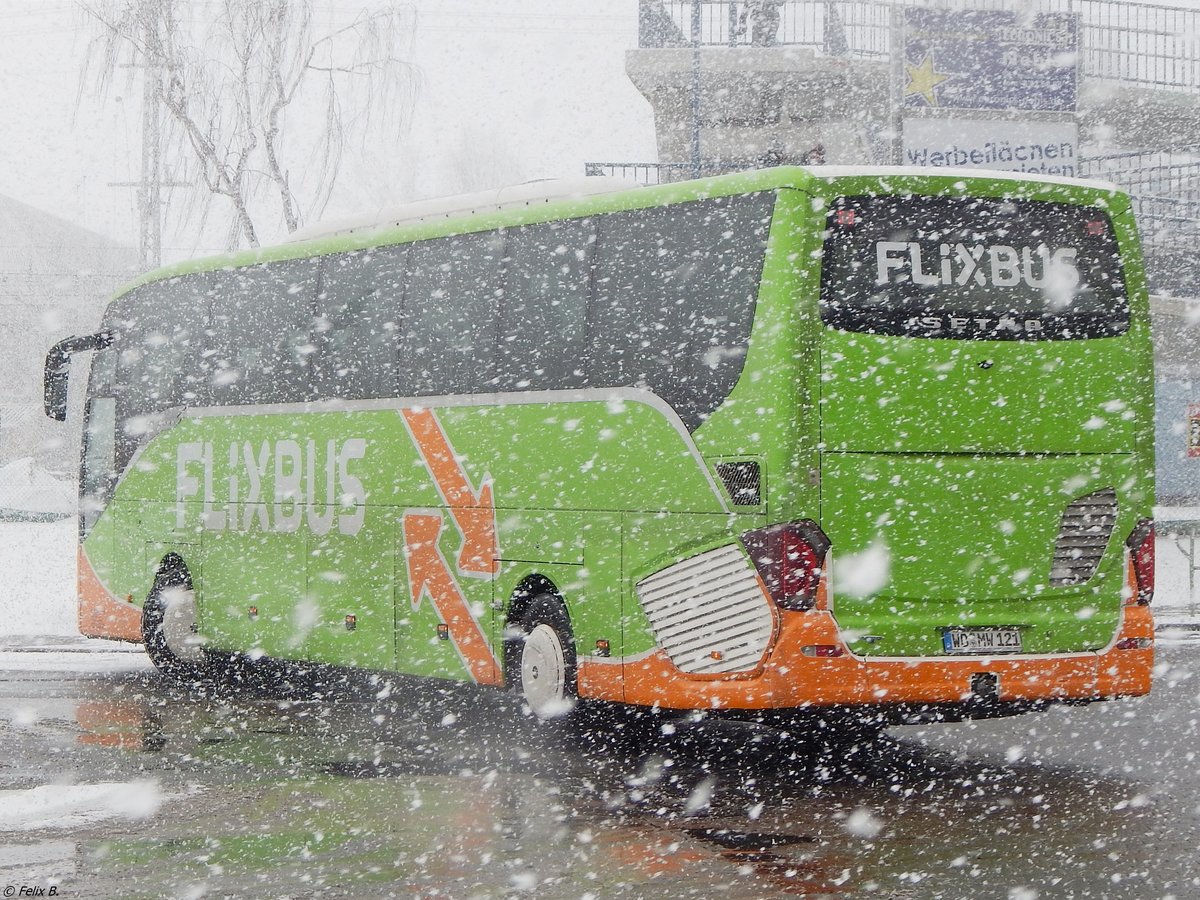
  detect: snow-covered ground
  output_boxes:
[0,781,165,832]
[0,518,78,637]
[0,517,1196,641]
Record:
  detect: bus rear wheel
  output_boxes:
[142,557,210,682]
[506,594,577,720]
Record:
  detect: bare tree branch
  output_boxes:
[79,0,419,251]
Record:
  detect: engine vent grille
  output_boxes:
[715,461,761,506]
[1049,488,1117,586]
[636,545,774,675]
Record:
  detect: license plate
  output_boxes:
[942,626,1022,654]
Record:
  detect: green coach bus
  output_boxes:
[45,166,1156,722]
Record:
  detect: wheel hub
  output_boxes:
[521,623,566,715]
[159,585,206,664]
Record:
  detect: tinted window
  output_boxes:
[90,192,774,441]
[590,193,774,430]
[820,195,1130,340]
[85,276,210,527]
[103,276,210,415]
[206,260,317,404]
[402,231,502,396]
[498,219,594,391]
[313,246,406,400]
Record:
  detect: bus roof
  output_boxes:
[286,176,647,243]
[116,166,1129,298]
[288,166,1122,243]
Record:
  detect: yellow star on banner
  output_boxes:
[905,54,951,107]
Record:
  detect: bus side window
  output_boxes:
[590,195,772,431]
[135,277,210,411]
[497,219,593,392]
[207,260,317,405]
[105,278,206,414]
[99,277,210,480]
[313,246,406,401]
[401,231,502,397]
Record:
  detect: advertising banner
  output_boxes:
[1189,403,1200,459]
[903,8,1079,112]
[903,117,1079,177]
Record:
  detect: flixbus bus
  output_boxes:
[45,166,1155,723]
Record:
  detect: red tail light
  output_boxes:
[1126,518,1154,605]
[1115,637,1153,650]
[801,644,845,658]
[742,520,831,611]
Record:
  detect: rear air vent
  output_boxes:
[715,461,761,506]
[1049,488,1118,586]
[636,545,774,675]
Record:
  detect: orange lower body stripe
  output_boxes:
[77,546,142,643]
[578,606,1155,710]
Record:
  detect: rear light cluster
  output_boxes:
[742,520,831,611]
[1126,518,1155,606]
[801,644,845,658]
[1115,637,1153,651]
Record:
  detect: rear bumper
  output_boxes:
[577,604,1154,710]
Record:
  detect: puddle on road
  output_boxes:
[0,660,1189,897]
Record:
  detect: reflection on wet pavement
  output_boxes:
[0,646,1193,897]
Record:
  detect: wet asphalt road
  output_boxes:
[0,636,1197,900]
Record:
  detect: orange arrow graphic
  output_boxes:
[402,512,500,685]
[402,407,498,576]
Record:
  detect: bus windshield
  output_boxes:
[819,194,1129,341]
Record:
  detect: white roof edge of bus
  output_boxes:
[286,176,647,243]
[814,165,1120,192]
[288,167,1123,243]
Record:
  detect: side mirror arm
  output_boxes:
[44,331,114,421]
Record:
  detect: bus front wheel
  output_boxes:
[506,594,577,720]
[142,556,209,682]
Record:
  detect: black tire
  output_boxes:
[504,594,577,720]
[141,557,210,683]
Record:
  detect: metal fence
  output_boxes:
[1079,147,1200,259]
[584,162,697,182]
[1129,195,1200,251]
[642,0,891,57]
[585,161,748,182]
[1080,146,1200,202]
[643,1,1200,93]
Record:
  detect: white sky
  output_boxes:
[0,0,653,260]
[6,0,1200,262]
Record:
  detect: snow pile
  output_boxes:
[0,458,75,519]
[0,781,163,831]
[0,518,78,636]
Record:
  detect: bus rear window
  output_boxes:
[819,195,1130,340]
